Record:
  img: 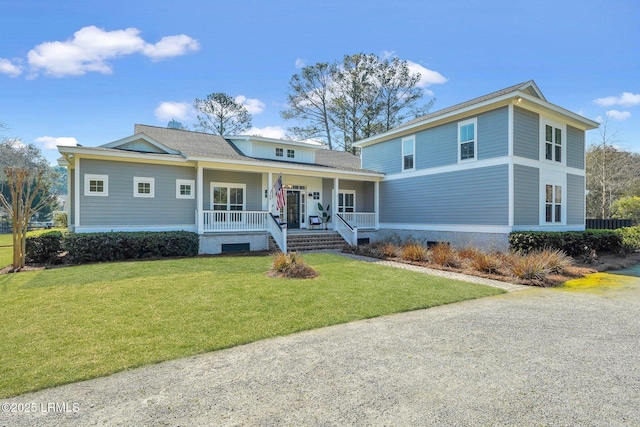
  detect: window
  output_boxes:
[133,177,155,198]
[287,149,295,158]
[312,191,320,200]
[211,183,245,211]
[338,190,356,213]
[176,179,195,199]
[276,148,284,157]
[543,123,563,162]
[545,184,562,223]
[458,118,476,162]
[402,136,415,171]
[84,174,108,196]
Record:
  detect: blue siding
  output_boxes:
[477,107,508,160]
[513,164,539,225]
[567,174,585,225]
[415,122,457,169]
[379,165,509,225]
[79,159,197,226]
[362,138,401,174]
[513,106,539,160]
[567,126,585,169]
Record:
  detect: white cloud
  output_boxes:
[606,110,632,121]
[26,25,199,77]
[594,92,640,108]
[242,126,288,139]
[295,58,306,69]
[405,60,448,88]
[35,136,78,149]
[235,95,266,114]
[155,101,193,122]
[380,50,395,60]
[0,58,22,77]
[142,34,200,61]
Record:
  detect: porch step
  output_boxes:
[268,232,347,252]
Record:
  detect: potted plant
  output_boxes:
[317,203,331,230]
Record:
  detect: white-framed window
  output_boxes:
[543,123,563,163]
[312,191,320,200]
[402,136,415,171]
[545,184,562,223]
[338,190,356,213]
[211,182,246,211]
[84,174,109,196]
[133,177,155,198]
[458,118,477,162]
[287,149,295,158]
[276,148,284,157]
[176,179,195,199]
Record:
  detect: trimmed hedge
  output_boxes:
[616,226,640,252]
[25,231,66,265]
[509,230,624,256]
[25,231,200,265]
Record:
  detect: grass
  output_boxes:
[0,253,503,398]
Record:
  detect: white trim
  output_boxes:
[539,118,566,166]
[379,223,513,234]
[197,166,204,234]
[384,156,510,181]
[58,146,187,163]
[374,181,380,230]
[458,117,477,163]
[401,135,415,172]
[539,171,566,226]
[176,179,195,199]
[337,189,356,213]
[84,174,109,197]
[210,182,247,211]
[507,104,514,157]
[508,162,514,227]
[228,135,323,149]
[74,225,197,233]
[74,156,80,228]
[100,133,181,154]
[133,176,155,198]
[514,156,584,176]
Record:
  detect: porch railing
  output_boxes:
[268,213,287,253]
[202,210,268,232]
[336,214,357,246]
[340,212,376,229]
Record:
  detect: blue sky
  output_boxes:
[1,0,638,164]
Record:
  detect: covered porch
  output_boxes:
[193,162,383,251]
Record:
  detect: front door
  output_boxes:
[286,190,300,229]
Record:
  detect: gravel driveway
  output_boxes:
[2,278,639,426]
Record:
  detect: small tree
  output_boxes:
[193,92,252,135]
[612,196,640,225]
[0,137,57,271]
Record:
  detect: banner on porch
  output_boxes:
[273,174,286,210]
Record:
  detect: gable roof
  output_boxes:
[355,80,598,147]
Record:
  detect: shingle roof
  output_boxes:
[401,81,533,128]
[131,124,376,173]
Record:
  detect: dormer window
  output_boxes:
[287,149,295,158]
[276,148,284,157]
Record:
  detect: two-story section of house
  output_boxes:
[354,81,599,250]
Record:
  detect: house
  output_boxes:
[354,80,599,250]
[57,124,384,253]
[57,81,599,253]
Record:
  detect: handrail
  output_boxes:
[335,213,357,246]
[268,213,287,253]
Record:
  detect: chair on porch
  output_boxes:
[309,215,322,230]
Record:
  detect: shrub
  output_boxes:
[25,231,66,265]
[428,243,459,267]
[271,252,318,278]
[509,230,623,256]
[459,247,501,274]
[53,212,68,228]
[400,243,427,262]
[380,242,399,258]
[616,226,640,252]
[64,231,199,264]
[503,251,550,281]
[537,249,573,274]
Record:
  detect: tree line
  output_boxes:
[190,53,435,152]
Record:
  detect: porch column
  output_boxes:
[333,177,339,230]
[74,155,80,229]
[268,172,273,213]
[374,180,380,230]
[197,164,204,234]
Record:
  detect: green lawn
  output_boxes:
[0,253,504,397]
[0,233,13,268]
